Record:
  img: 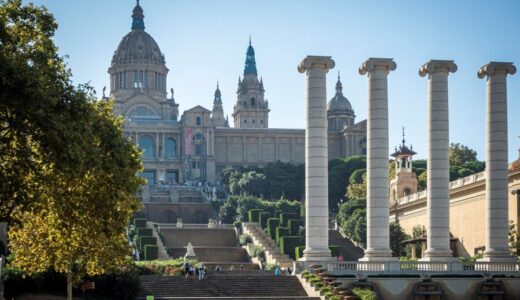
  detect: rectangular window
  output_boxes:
[134,70,139,88]
[192,161,198,169]
[119,72,123,89]
[143,71,148,88]
[138,71,144,87]
[195,144,202,156]
[140,170,156,185]
[166,170,177,184]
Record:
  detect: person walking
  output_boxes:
[198,263,205,280]
[274,266,281,277]
[285,267,292,276]
[184,261,190,280]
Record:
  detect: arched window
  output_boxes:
[196,116,202,126]
[165,138,177,159]
[139,135,155,158]
[251,97,256,106]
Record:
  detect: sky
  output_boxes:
[29,0,520,162]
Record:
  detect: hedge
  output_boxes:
[275,227,290,246]
[138,236,157,253]
[248,209,263,223]
[288,219,304,236]
[267,218,280,240]
[134,218,147,228]
[137,228,153,237]
[274,210,283,218]
[144,245,159,260]
[295,246,305,260]
[330,245,340,258]
[280,236,304,260]
[295,246,340,260]
[259,212,272,229]
[279,213,297,227]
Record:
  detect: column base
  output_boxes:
[478,251,517,262]
[359,248,397,262]
[300,248,333,262]
[421,248,457,262]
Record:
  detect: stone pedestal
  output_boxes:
[358,58,397,261]
[477,62,517,262]
[298,56,335,261]
[419,60,458,261]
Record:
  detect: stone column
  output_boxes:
[298,56,335,261]
[477,62,517,262]
[419,60,457,261]
[359,58,396,261]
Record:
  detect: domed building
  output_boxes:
[108,2,367,221]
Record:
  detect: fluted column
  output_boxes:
[298,55,335,261]
[419,60,457,261]
[477,62,517,262]
[359,58,396,261]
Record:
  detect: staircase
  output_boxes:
[328,230,364,261]
[138,273,320,299]
[147,221,170,260]
[242,222,294,268]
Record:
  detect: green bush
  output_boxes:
[279,212,297,227]
[137,228,153,237]
[233,220,242,229]
[352,288,376,300]
[274,210,283,218]
[275,227,290,246]
[267,218,280,240]
[248,208,263,222]
[134,218,147,228]
[259,212,272,229]
[248,244,265,258]
[288,219,304,236]
[144,245,158,260]
[239,234,253,245]
[295,246,305,260]
[138,236,157,253]
[329,245,340,257]
[280,236,304,259]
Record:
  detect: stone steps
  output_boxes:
[242,223,294,268]
[147,221,171,260]
[328,230,364,261]
[138,274,318,299]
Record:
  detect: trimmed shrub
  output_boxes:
[329,245,340,258]
[134,218,147,228]
[275,227,290,246]
[280,236,304,259]
[133,211,146,220]
[144,245,159,260]
[259,212,272,229]
[138,236,157,252]
[137,228,153,237]
[267,218,280,240]
[295,246,305,260]
[274,210,283,218]
[248,209,263,223]
[279,213,297,227]
[288,219,304,236]
[239,234,253,245]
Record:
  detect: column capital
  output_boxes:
[298,56,335,73]
[477,62,516,79]
[359,57,396,75]
[419,60,457,77]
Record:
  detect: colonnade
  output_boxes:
[298,55,516,263]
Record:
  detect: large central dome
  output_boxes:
[111,2,165,66]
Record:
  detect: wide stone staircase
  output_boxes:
[328,229,364,260]
[138,273,320,299]
[242,222,294,268]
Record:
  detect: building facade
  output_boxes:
[110,2,367,185]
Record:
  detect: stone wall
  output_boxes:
[161,228,237,248]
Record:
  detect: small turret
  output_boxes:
[211,81,227,127]
[390,127,418,205]
[131,0,145,30]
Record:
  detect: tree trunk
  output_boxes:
[67,271,73,300]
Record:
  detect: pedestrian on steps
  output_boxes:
[285,267,292,276]
[274,266,281,277]
[198,263,205,280]
[184,261,190,280]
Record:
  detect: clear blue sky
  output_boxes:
[30,0,520,162]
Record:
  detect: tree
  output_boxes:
[346,170,367,200]
[328,156,366,212]
[449,143,477,166]
[1,2,143,298]
[237,171,267,196]
[390,222,410,257]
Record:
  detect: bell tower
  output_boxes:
[390,128,418,205]
[232,38,270,128]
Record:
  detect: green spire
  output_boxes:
[244,37,257,76]
[131,0,145,30]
